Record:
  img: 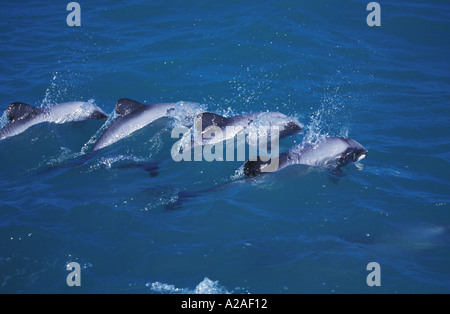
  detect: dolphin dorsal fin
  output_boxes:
[115,99,146,116]
[195,112,228,132]
[7,102,43,121]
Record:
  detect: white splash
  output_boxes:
[41,71,64,108]
[146,277,231,294]
[81,109,117,154]
[168,101,208,128]
[300,96,350,149]
[246,111,302,147]
[0,110,8,130]
[89,154,147,171]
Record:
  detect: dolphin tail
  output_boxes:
[117,159,163,177]
[163,190,203,211]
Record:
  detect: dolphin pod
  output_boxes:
[0,98,368,178]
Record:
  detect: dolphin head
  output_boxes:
[287,137,368,169]
[328,137,368,167]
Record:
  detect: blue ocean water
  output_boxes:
[0,0,449,293]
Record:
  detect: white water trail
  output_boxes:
[81,109,118,154]
[146,277,233,294]
[0,110,8,130]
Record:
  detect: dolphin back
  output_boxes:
[92,99,177,151]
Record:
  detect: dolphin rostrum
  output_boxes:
[0,101,107,141]
[92,99,177,151]
[244,137,368,177]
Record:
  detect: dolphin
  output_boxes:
[173,111,303,156]
[0,101,107,141]
[92,99,178,151]
[196,112,302,144]
[244,137,368,177]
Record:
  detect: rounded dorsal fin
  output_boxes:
[7,102,43,121]
[195,112,228,133]
[115,99,146,116]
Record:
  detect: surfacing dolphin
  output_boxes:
[173,111,303,157]
[196,112,302,144]
[92,99,178,151]
[244,137,368,177]
[0,101,107,141]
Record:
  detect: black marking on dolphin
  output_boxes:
[7,102,43,121]
[92,98,177,151]
[0,101,108,141]
[244,137,368,177]
[197,112,229,130]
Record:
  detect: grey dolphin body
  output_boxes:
[173,111,303,156]
[92,99,177,151]
[196,112,302,144]
[0,101,107,141]
[244,137,368,177]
